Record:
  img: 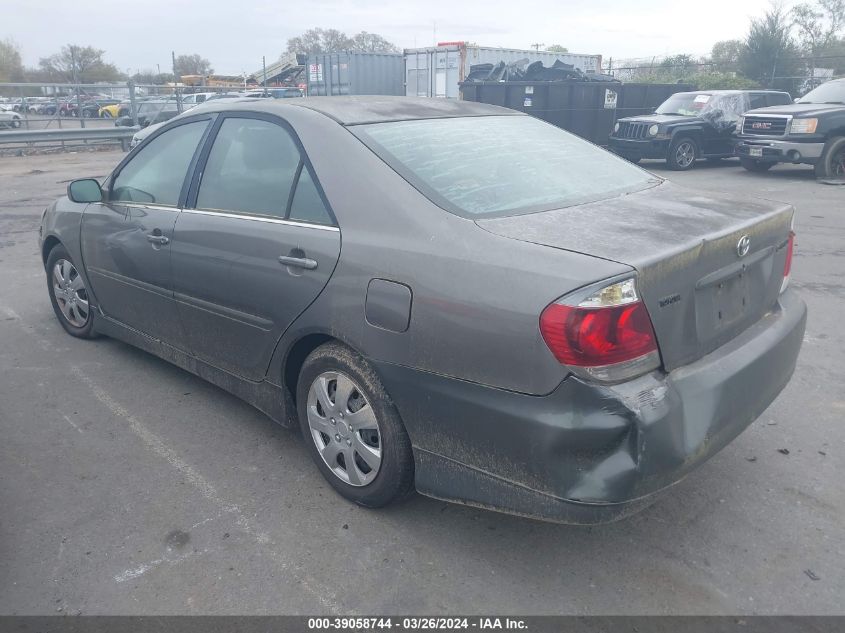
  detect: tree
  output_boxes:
[792,0,845,54]
[132,70,176,85]
[38,44,122,83]
[710,39,745,71]
[173,54,213,77]
[349,31,398,53]
[545,44,569,53]
[0,39,24,83]
[739,4,799,87]
[285,28,398,54]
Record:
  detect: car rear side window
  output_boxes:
[197,118,301,217]
[288,167,332,225]
[356,115,656,218]
[111,120,208,206]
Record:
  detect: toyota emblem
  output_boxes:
[737,235,751,258]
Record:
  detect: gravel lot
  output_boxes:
[0,150,842,615]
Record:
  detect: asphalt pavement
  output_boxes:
[0,150,842,615]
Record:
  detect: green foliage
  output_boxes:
[545,44,569,53]
[739,4,800,87]
[711,40,745,71]
[0,39,24,83]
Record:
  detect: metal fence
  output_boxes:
[0,81,248,151]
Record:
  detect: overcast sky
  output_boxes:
[6,0,784,76]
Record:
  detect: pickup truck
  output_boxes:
[735,78,845,178]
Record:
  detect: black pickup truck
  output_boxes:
[736,78,845,178]
[608,90,792,170]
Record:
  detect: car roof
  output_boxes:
[191,95,518,126]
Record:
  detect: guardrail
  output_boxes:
[0,126,140,151]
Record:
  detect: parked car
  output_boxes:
[99,101,130,119]
[609,90,792,170]
[115,100,180,127]
[70,98,120,118]
[40,97,805,524]
[735,78,845,178]
[0,110,23,129]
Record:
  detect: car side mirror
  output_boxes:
[67,178,103,203]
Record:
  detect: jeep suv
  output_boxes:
[736,78,845,178]
[609,90,791,170]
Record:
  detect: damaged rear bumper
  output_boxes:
[375,290,806,524]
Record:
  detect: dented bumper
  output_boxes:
[375,290,806,524]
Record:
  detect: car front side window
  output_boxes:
[111,120,208,206]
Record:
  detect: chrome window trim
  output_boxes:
[180,207,339,232]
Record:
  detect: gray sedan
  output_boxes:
[39,97,806,523]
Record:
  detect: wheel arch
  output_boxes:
[41,235,62,265]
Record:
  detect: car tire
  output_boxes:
[46,244,97,339]
[296,341,414,508]
[82,110,92,118]
[739,157,776,172]
[814,136,845,180]
[11,118,21,129]
[666,136,698,170]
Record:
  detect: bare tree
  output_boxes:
[286,28,397,54]
[38,44,122,83]
[792,0,845,54]
[350,31,399,53]
[173,54,213,77]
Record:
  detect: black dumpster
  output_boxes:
[459,81,695,146]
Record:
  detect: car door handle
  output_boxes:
[146,234,169,245]
[278,255,317,270]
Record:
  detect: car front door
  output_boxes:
[80,117,212,344]
[170,114,340,379]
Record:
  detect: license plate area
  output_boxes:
[696,271,752,342]
[749,147,763,157]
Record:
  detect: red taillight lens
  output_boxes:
[783,231,794,277]
[781,230,795,293]
[540,300,659,367]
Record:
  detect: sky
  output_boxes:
[5,0,787,76]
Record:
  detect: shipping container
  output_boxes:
[306,52,404,96]
[404,44,603,99]
[460,81,694,145]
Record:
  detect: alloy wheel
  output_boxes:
[306,371,382,486]
[52,259,90,327]
[675,141,695,168]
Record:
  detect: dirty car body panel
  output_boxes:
[40,96,806,523]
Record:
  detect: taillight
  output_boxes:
[540,277,661,383]
[780,230,795,293]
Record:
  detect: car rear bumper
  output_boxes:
[374,290,806,524]
[608,136,670,159]
[736,138,825,163]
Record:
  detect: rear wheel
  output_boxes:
[46,244,97,339]
[666,137,698,170]
[740,157,776,172]
[815,136,845,180]
[296,341,414,508]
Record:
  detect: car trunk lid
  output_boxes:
[476,181,793,371]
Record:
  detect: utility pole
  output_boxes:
[172,50,183,113]
[531,43,544,52]
[71,46,85,129]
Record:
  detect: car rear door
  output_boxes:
[170,113,340,380]
[80,117,212,344]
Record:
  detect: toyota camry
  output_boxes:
[39,96,806,523]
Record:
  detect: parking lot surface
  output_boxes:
[0,151,843,615]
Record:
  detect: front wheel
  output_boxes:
[815,136,845,180]
[666,137,698,170]
[740,157,776,172]
[46,245,97,339]
[296,341,414,508]
[10,118,21,129]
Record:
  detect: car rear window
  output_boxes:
[355,115,657,218]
